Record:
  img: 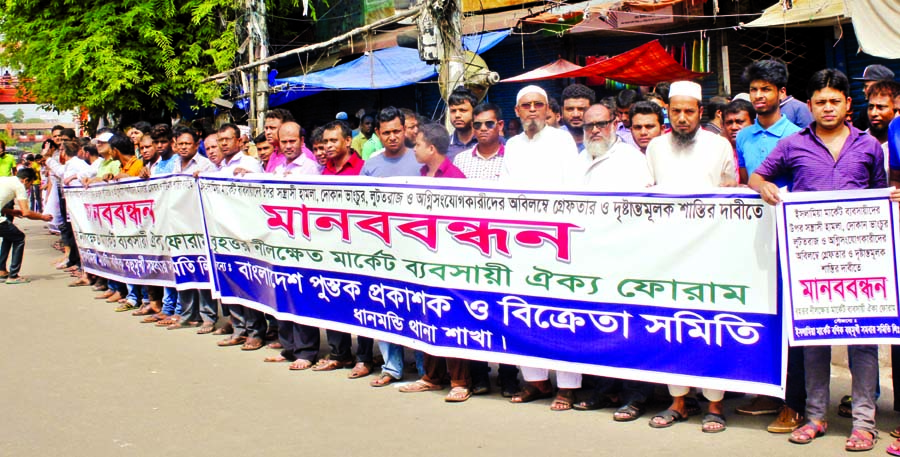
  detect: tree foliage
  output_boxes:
[0,0,240,118]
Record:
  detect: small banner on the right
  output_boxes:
[778,188,900,346]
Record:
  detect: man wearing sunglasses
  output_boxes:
[452,102,505,181]
[500,85,583,187]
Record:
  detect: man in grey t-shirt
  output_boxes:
[360,108,421,177]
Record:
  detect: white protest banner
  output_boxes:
[200,175,783,396]
[64,175,210,289]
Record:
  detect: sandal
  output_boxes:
[197,324,216,334]
[614,401,646,422]
[167,320,201,330]
[141,313,168,324]
[892,425,900,439]
[702,412,727,433]
[649,408,688,428]
[113,302,137,312]
[399,379,442,393]
[155,317,180,327]
[510,382,553,403]
[845,429,877,452]
[132,306,156,317]
[370,374,399,387]
[789,421,827,444]
[550,388,575,411]
[289,359,314,371]
[573,390,618,411]
[311,358,354,372]
[887,438,900,456]
[264,356,288,363]
[445,386,472,402]
[348,362,373,379]
[5,276,30,285]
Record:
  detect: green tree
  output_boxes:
[0,130,16,147]
[11,108,24,123]
[0,0,240,119]
[0,113,8,123]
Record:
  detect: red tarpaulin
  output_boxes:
[500,58,584,83]
[501,40,709,86]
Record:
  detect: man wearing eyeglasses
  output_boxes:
[499,85,583,187]
[500,85,585,410]
[452,102,505,181]
[582,100,652,188]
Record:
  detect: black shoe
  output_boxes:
[471,378,490,396]
[500,381,520,398]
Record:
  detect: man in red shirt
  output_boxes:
[414,123,465,178]
[321,121,364,176]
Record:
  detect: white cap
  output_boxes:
[669,81,702,102]
[516,85,548,105]
[96,132,114,143]
[733,92,750,102]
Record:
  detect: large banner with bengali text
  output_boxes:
[64,175,210,290]
[778,188,900,345]
[199,175,783,396]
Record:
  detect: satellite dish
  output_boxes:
[438,51,500,103]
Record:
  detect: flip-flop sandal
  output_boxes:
[702,413,727,433]
[445,386,472,402]
[614,402,646,422]
[114,303,137,312]
[550,390,575,411]
[510,383,554,403]
[892,426,900,439]
[370,374,398,387]
[887,439,900,456]
[5,277,30,285]
[197,324,216,334]
[845,429,877,452]
[648,409,687,428]
[399,379,442,393]
[264,356,288,363]
[289,360,314,370]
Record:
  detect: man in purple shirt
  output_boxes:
[749,69,885,452]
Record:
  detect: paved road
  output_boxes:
[1,220,896,457]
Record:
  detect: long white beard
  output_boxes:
[585,136,612,159]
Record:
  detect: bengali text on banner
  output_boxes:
[199,175,783,396]
[64,175,211,290]
[778,188,900,346]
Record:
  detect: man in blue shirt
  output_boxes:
[737,60,802,186]
[734,60,803,434]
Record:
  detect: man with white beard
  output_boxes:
[582,100,652,188]
[500,85,583,187]
[501,85,584,410]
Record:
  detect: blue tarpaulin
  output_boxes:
[242,30,510,108]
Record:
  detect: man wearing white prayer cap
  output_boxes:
[499,85,586,409]
[499,85,585,188]
[645,81,736,432]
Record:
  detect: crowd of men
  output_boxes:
[4,59,900,453]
